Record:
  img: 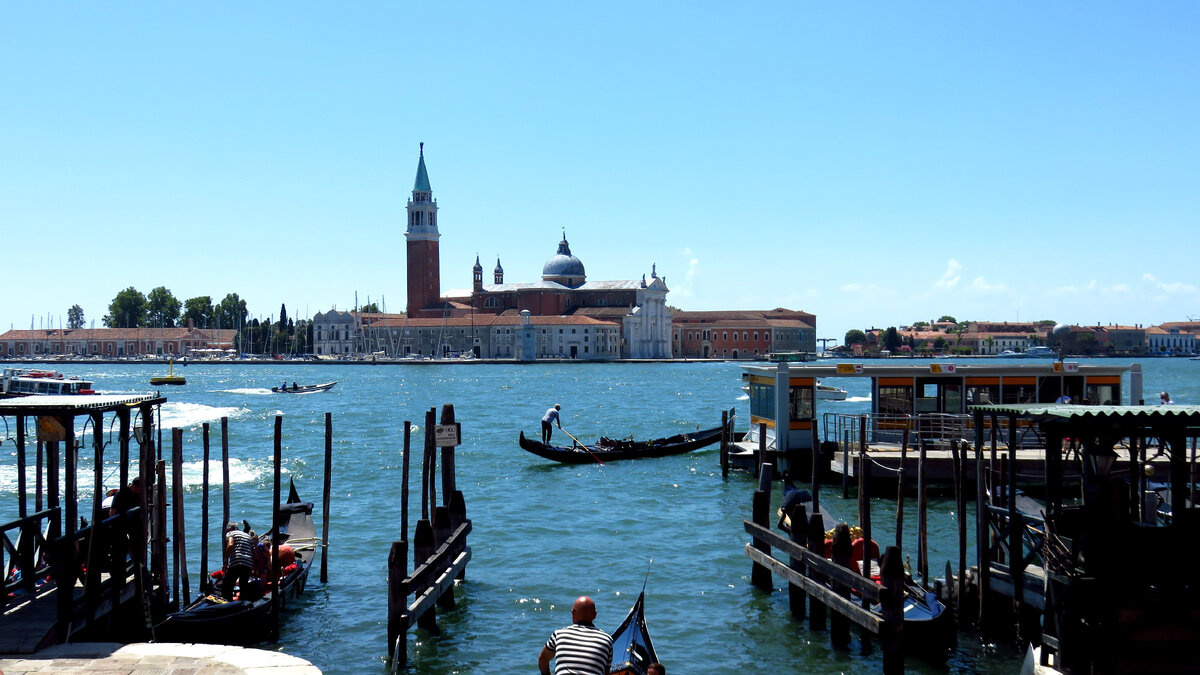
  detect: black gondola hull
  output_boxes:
[518,426,725,464]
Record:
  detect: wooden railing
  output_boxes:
[1,507,59,609]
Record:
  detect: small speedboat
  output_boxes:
[815,380,848,401]
[271,381,337,394]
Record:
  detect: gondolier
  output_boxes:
[539,596,613,675]
[223,522,256,600]
[541,404,562,444]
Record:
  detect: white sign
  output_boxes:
[930,363,956,374]
[434,424,460,447]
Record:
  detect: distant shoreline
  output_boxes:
[1,353,1164,368]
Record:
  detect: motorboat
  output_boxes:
[271,381,337,394]
[1,368,95,396]
[816,380,848,401]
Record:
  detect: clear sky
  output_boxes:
[3,3,1198,342]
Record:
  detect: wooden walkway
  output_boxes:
[0,569,141,654]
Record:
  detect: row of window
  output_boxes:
[680,330,775,342]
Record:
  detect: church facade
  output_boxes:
[312,146,811,360]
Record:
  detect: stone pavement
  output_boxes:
[0,642,321,674]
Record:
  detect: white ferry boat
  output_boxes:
[1,368,96,396]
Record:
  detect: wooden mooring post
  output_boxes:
[388,404,473,673]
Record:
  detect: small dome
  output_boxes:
[495,258,504,273]
[473,255,482,272]
[542,236,585,281]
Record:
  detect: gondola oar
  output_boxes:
[560,428,605,466]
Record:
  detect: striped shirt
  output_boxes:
[545,622,613,675]
[226,529,255,569]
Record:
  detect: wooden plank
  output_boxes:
[743,521,880,601]
[403,522,472,591]
[403,548,471,624]
[744,545,882,634]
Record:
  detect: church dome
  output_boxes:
[542,235,586,284]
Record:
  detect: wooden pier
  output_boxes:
[1,394,164,653]
[2,395,335,656]
[387,404,472,672]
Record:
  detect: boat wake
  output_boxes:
[222,387,275,395]
[161,402,248,428]
[844,395,872,403]
[178,457,275,487]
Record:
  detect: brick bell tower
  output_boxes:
[405,143,440,316]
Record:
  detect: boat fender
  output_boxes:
[851,537,880,566]
[277,544,296,567]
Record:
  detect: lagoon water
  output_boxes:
[3,358,1197,673]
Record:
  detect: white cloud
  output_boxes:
[672,249,700,298]
[967,276,1007,293]
[1143,274,1197,293]
[932,259,962,290]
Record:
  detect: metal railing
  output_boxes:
[822,411,1041,450]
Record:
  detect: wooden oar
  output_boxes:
[560,428,605,466]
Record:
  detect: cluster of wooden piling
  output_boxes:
[744,462,911,673]
[387,403,472,673]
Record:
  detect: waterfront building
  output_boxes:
[1145,325,1198,356]
[0,325,236,359]
[1088,324,1147,355]
[317,310,621,360]
[312,309,357,356]
[671,309,815,359]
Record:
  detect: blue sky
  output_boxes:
[3,3,1198,342]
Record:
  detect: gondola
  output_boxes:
[271,381,337,394]
[155,480,318,645]
[518,423,726,464]
[609,590,658,675]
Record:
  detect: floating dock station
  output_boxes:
[737,361,1200,672]
[730,360,1145,484]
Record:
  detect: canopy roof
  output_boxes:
[969,403,1200,424]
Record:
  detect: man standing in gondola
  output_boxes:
[223,522,255,600]
[541,404,562,444]
[539,596,613,675]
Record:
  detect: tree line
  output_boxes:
[63,288,313,355]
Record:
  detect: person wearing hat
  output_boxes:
[542,404,562,444]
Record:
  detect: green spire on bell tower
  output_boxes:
[414,142,431,193]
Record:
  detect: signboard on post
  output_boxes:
[930,363,956,374]
[1052,361,1080,373]
[434,424,460,448]
[836,363,864,374]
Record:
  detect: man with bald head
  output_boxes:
[539,595,614,675]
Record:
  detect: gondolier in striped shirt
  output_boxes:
[539,596,613,675]
[223,522,256,600]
